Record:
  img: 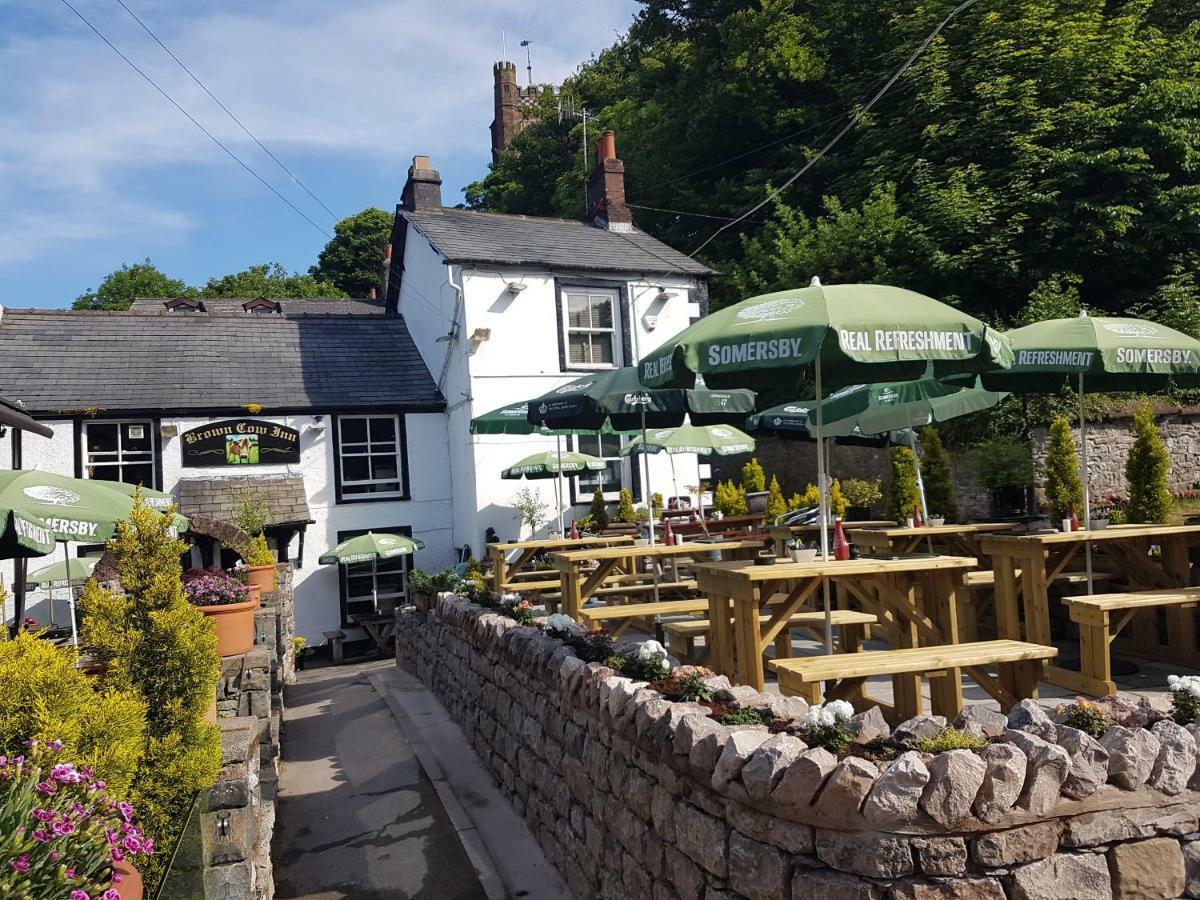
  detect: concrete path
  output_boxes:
[273,661,491,900]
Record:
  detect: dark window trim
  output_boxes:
[336,523,414,628]
[11,427,21,469]
[73,417,163,491]
[554,277,630,373]
[332,413,412,504]
[566,433,629,507]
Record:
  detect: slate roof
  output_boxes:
[178,476,313,526]
[127,297,386,316]
[402,208,716,277]
[0,309,444,415]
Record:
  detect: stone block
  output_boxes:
[1008,698,1057,739]
[912,836,967,877]
[1004,730,1070,815]
[727,802,813,854]
[1108,837,1184,900]
[815,829,913,878]
[971,822,1061,867]
[894,714,947,746]
[203,861,255,899]
[664,844,705,900]
[712,730,772,791]
[741,733,806,802]
[202,806,255,865]
[813,757,877,818]
[850,705,891,745]
[887,879,1005,900]
[920,749,986,829]
[1055,725,1109,800]
[863,751,930,828]
[792,868,882,900]
[674,802,729,877]
[1007,852,1113,900]
[1182,840,1200,899]
[1101,726,1160,790]
[728,831,791,900]
[770,746,837,811]
[1149,720,1197,796]
[954,705,1009,740]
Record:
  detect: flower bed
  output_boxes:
[183,568,250,607]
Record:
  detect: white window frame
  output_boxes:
[344,556,408,612]
[572,433,629,501]
[335,414,406,501]
[80,419,157,487]
[562,288,621,370]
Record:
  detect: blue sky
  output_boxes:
[0,0,639,307]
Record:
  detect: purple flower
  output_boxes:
[110,847,126,863]
[32,828,53,842]
[67,865,76,878]
[122,835,143,853]
[36,779,57,795]
[9,854,30,873]
[53,819,76,836]
[71,891,90,900]
[118,801,134,822]
[47,739,64,752]
[102,891,120,900]
[31,807,57,822]
[50,850,61,861]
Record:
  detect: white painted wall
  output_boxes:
[2,412,455,644]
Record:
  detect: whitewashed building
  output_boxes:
[382,131,717,554]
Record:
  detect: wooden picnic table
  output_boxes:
[664,513,764,537]
[550,539,766,619]
[692,555,978,709]
[980,524,1200,693]
[487,535,635,594]
[849,522,1020,559]
[770,520,896,556]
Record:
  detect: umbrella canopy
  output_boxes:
[972,314,1200,393]
[319,532,425,566]
[27,556,99,584]
[471,400,617,436]
[0,470,188,547]
[746,403,912,447]
[500,451,608,479]
[526,366,756,431]
[0,508,56,559]
[638,282,1012,401]
[620,424,756,457]
[97,480,177,511]
[811,372,1007,437]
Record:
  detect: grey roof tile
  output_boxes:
[127,297,386,316]
[403,208,716,277]
[178,475,312,525]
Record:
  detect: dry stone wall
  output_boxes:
[398,593,1200,900]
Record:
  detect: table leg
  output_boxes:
[993,555,1022,641]
[734,594,766,691]
[886,575,923,719]
[707,593,734,680]
[1019,550,1052,647]
[561,566,584,620]
[1162,535,1198,661]
[923,571,963,719]
[489,547,507,594]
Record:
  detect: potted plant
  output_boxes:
[976,438,1034,518]
[293,635,308,670]
[243,532,278,594]
[785,538,818,564]
[409,568,435,612]
[183,567,257,656]
[0,740,155,899]
[841,478,883,521]
[928,514,947,527]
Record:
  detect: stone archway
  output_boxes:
[92,514,254,582]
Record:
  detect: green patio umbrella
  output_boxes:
[621,424,757,516]
[27,556,99,584]
[319,532,423,613]
[502,451,608,537]
[969,313,1200,590]
[638,278,1012,653]
[812,372,1007,438]
[746,403,910,447]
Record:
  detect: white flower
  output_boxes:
[635,640,668,663]
[1169,674,1200,699]
[799,700,854,728]
[546,613,584,635]
[500,593,522,607]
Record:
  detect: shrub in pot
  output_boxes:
[841,478,882,521]
[243,532,277,593]
[183,568,256,657]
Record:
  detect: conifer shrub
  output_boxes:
[1125,402,1172,524]
[714,480,748,515]
[0,631,147,796]
[588,487,610,530]
[613,488,637,523]
[887,447,921,523]
[1044,417,1084,521]
[741,457,766,493]
[81,493,222,890]
[765,475,788,520]
[245,531,275,566]
[918,426,959,522]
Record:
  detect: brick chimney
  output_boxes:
[586,131,633,232]
[401,155,443,212]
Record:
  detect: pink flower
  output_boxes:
[50,850,61,861]
[8,854,30,873]
[110,847,125,863]
[71,891,90,900]
[32,828,53,842]
[31,807,56,822]
[53,819,76,836]
[102,891,120,900]
[36,779,57,795]
[117,801,134,822]
[67,866,76,878]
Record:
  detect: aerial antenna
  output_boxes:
[558,95,591,216]
[500,27,507,62]
[520,39,533,86]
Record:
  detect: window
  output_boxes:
[564,289,619,368]
[574,433,626,499]
[335,414,407,500]
[82,420,156,487]
[337,526,412,623]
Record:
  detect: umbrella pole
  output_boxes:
[64,545,77,648]
[372,557,379,614]
[911,428,933,553]
[1080,374,1093,593]
[669,453,681,509]
[641,410,660,604]
[814,354,833,655]
[556,436,565,536]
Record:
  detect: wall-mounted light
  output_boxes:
[506,282,527,296]
[470,327,492,350]
[653,288,671,303]
[305,423,326,436]
[159,424,179,438]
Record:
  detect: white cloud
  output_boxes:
[0,0,636,264]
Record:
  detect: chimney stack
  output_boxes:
[586,130,632,231]
[401,155,443,212]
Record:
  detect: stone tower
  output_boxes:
[490,60,545,162]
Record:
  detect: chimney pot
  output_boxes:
[596,130,617,164]
[586,131,632,231]
[401,155,443,212]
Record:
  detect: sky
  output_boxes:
[0,0,640,308]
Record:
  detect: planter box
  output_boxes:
[745,491,769,513]
[413,589,435,613]
[245,564,277,595]
[198,595,259,657]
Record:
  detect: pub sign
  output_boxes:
[180,419,301,467]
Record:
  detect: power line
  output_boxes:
[58,0,332,239]
[114,0,341,223]
[688,0,984,257]
[628,203,765,223]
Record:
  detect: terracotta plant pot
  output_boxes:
[245,564,277,594]
[198,595,259,657]
[246,582,262,604]
[113,859,143,900]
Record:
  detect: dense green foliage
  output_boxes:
[1125,402,1172,523]
[974,438,1035,490]
[886,447,920,524]
[765,475,788,520]
[741,457,766,493]
[81,495,222,890]
[918,426,958,523]
[73,259,190,310]
[915,727,988,753]
[0,631,147,795]
[713,479,748,515]
[309,207,393,296]
[1044,418,1084,521]
[614,488,637,523]
[588,487,611,530]
[198,262,341,298]
[1062,699,1111,739]
[466,0,1200,323]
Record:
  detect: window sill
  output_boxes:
[335,492,411,505]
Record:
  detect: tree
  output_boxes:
[887,447,921,524]
[1044,417,1084,521]
[310,208,393,297]
[765,475,788,520]
[741,457,766,493]
[613,488,637,523]
[511,486,548,537]
[918,426,959,523]
[588,487,610,530]
[198,262,344,298]
[714,480,748,516]
[73,259,191,311]
[80,494,222,890]
[1125,403,1172,523]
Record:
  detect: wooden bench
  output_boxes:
[1065,588,1200,695]
[769,639,1058,724]
[664,610,878,666]
[577,598,711,637]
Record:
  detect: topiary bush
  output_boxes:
[714,480,748,515]
[0,631,147,796]
[765,475,788,520]
[741,457,766,493]
[918,426,959,523]
[1044,417,1083,521]
[613,488,637,523]
[80,493,223,891]
[588,487,610,530]
[887,446,921,523]
[1125,402,1172,524]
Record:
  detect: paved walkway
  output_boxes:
[273,661,490,900]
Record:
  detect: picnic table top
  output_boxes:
[692,554,979,584]
[549,538,767,563]
[661,512,763,526]
[487,535,635,552]
[849,522,1019,538]
[980,523,1200,549]
[769,520,895,535]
